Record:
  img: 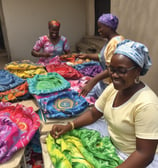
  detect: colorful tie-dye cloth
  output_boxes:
[0,81,30,102]
[27,72,70,95]
[68,76,96,104]
[46,62,83,80]
[0,69,25,92]
[79,65,103,77]
[46,128,123,168]
[73,61,100,70]
[59,54,76,62]
[0,102,40,163]
[4,60,47,79]
[38,90,89,118]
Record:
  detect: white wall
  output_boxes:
[111,0,158,94]
[1,0,86,61]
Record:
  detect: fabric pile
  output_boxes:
[0,69,30,102]
[4,60,47,79]
[0,102,40,163]
[46,128,123,168]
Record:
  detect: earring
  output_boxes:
[134,76,140,84]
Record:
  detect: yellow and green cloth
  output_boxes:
[46,128,123,168]
[5,60,47,79]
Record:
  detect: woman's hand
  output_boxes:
[50,123,72,139]
[40,52,52,57]
[31,49,52,58]
[75,53,88,59]
[79,80,95,97]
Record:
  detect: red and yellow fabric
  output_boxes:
[0,81,29,102]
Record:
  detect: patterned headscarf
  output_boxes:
[98,13,119,31]
[48,20,60,28]
[114,39,152,75]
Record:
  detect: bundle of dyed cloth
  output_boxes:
[0,69,25,92]
[27,72,70,95]
[38,90,89,118]
[73,61,100,70]
[79,65,103,77]
[59,54,76,62]
[4,60,47,78]
[0,81,29,102]
[46,62,83,80]
[46,128,123,168]
[68,76,96,104]
[0,102,40,163]
[0,70,30,102]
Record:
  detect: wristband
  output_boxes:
[68,121,75,130]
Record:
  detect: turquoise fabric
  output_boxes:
[27,72,70,95]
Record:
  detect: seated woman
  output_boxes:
[31,20,70,65]
[51,39,158,168]
[76,13,124,98]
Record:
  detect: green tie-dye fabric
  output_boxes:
[46,128,123,168]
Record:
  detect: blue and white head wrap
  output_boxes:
[114,39,152,75]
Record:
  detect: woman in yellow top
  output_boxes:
[51,39,158,168]
[76,13,124,98]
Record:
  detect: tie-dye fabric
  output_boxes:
[38,90,89,118]
[27,72,70,95]
[46,128,123,168]
[46,62,83,79]
[33,35,70,65]
[4,60,47,79]
[0,102,40,163]
[0,69,25,92]
[68,76,96,104]
[0,81,29,102]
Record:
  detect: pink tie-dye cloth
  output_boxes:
[0,102,40,163]
[68,76,96,104]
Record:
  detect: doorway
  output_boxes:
[0,21,5,50]
[95,0,111,35]
[0,0,10,65]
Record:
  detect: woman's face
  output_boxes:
[49,25,60,39]
[108,54,140,91]
[97,22,111,38]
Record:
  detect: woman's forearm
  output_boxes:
[117,151,154,168]
[87,53,100,61]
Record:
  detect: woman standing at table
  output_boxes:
[31,20,70,65]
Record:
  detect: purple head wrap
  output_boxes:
[98,13,119,31]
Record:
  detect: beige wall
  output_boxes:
[1,0,86,62]
[111,0,158,94]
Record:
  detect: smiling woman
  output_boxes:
[50,39,158,168]
[31,19,70,66]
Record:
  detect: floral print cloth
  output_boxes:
[0,102,40,163]
[4,60,47,79]
[33,35,70,65]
